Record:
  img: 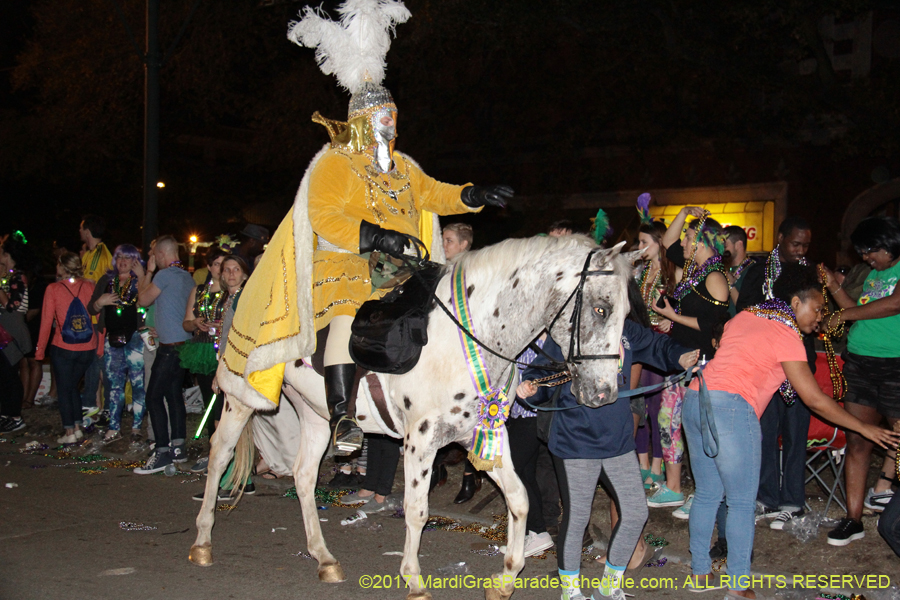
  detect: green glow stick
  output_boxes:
[194,394,217,439]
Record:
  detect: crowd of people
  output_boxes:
[0,216,263,473]
[2,205,900,600]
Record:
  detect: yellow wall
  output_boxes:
[651,201,776,252]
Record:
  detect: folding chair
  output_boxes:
[804,352,847,514]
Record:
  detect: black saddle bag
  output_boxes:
[350,265,444,374]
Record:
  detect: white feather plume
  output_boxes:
[288,0,411,95]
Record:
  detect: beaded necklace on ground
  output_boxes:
[744,298,802,405]
[729,257,755,290]
[763,247,808,299]
[110,274,138,316]
[673,255,727,312]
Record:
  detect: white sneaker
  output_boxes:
[500,530,555,557]
[673,494,694,520]
[338,491,373,505]
[57,433,77,444]
[561,590,587,600]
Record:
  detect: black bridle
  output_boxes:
[547,248,621,366]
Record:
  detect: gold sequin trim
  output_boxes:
[222,356,242,376]
[315,299,361,319]
[229,325,257,345]
[313,274,368,288]
[227,336,249,358]
[259,248,290,326]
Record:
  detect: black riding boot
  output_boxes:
[454,471,482,504]
[324,364,364,455]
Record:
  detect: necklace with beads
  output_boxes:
[168,260,185,270]
[639,263,662,305]
[673,255,727,311]
[817,265,847,400]
[729,257,755,289]
[745,298,802,404]
[197,281,225,323]
[110,274,137,316]
[763,247,808,299]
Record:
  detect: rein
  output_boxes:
[516,364,702,412]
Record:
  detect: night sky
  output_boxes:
[2,1,899,266]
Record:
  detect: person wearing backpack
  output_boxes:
[35,252,99,444]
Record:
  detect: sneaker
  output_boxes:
[134,450,174,475]
[685,573,726,593]
[864,487,894,512]
[192,483,256,502]
[82,406,101,419]
[560,590,587,600]
[171,444,188,464]
[500,530,555,557]
[339,491,373,505]
[708,538,727,560]
[754,503,780,523]
[827,517,865,546]
[34,394,56,407]
[190,456,209,474]
[673,494,694,519]
[56,433,78,445]
[74,428,84,440]
[647,484,685,508]
[0,417,25,433]
[769,509,804,530]
[594,589,627,600]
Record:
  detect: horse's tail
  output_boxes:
[221,418,255,496]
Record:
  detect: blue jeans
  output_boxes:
[51,347,96,429]
[683,389,761,588]
[145,345,186,449]
[80,352,102,409]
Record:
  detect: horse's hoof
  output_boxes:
[317,562,346,583]
[188,544,213,567]
[484,588,512,600]
[406,592,433,600]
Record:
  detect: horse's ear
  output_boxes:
[608,241,627,255]
[622,247,646,265]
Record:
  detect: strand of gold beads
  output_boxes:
[818,265,847,400]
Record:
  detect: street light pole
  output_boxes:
[142,0,161,255]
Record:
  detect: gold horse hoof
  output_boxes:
[484,577,513,600]
[317,562,346,583]
[188,544,213,567]
[406,592,433,600]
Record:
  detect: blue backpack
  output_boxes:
[60,282,93,344]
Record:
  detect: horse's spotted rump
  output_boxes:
[453,393,465,401]
[404,396,411,410]
[418,420,429,434]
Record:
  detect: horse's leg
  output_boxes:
[189,397,254,566]
[483,436,528,600]
[400,424,438,600]
[290,395,346,582]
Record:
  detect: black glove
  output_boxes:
[461,185,514,209]
[359,220,408,257]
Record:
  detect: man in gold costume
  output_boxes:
[292,1,513,453]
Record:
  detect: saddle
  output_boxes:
[349,265,444,374]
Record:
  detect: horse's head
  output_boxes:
[547,241,643,408]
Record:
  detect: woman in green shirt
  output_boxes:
[822,215,900,547]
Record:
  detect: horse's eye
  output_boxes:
[594,307,606,318]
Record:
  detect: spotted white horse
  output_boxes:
[190,234,639,600]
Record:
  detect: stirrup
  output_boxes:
[332,416,363,455]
